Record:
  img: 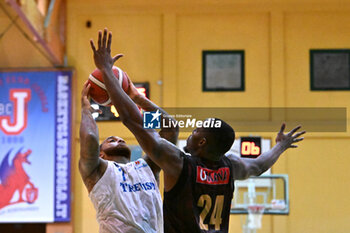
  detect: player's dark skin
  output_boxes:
[90,28,305,192]
[79,76,178,193]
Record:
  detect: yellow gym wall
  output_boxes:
[2,0,350,232]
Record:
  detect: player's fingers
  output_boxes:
[293,130,306,138]
[90,39,96,52]
[107,32,112,51]
[95,109,103,114]
[86,83,91,94]
[293,137,304,143]
[287,125,301,136]
[97,30,102,49]
[290,144,298,148]
[278,123,286,134]
[82,83,91,96]
[102,28,108,48]
[91,107,102,114]
[82,81,88,94]
[113,54,124,63]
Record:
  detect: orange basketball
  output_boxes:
[88,66,129,106]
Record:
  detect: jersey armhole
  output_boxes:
[164,153,189,199]
[88,160,112,196]
[223,156,235,189]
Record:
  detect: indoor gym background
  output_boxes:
[0,0,350,233]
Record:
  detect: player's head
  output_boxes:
[184,118,235,160]
[99,136,131,162]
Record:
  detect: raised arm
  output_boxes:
[227,124,305,180]
[126,78,179,183]
[90,29,182,190]
[79,81,107,192]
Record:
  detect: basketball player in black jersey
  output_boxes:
[90,28,306,233]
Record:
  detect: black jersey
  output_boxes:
[164,152,235,233]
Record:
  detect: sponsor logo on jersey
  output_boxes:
[134,160,148,170]
[196,166,230,185]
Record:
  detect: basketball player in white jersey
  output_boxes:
[79,76,178,232]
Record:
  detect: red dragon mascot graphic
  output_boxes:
[0,148,38,209]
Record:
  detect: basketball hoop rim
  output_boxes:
[247,204,265,214]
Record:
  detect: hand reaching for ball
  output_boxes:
[89,28,130,106]
[81,81,101,114]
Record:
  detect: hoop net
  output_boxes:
[247,205,265,229]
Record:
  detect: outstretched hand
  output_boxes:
[275,123,306,148]
[90,28,123,71]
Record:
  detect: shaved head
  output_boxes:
[201,118,235,155]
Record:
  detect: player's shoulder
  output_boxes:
[224,153,247,171]
[222,153,234,161]
[225,153,239,163]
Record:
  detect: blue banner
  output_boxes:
[0,70,72,222]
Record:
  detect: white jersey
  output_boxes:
[89,158,163,233]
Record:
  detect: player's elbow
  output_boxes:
[81,132,99,145]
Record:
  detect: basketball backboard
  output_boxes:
[231,174,289,215]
